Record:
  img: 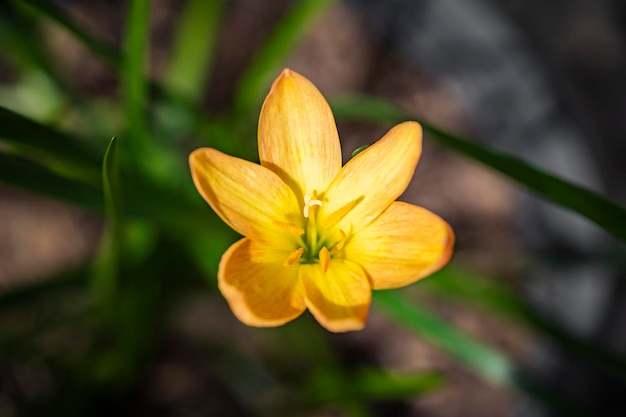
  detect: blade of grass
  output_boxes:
[122,0,152,162]
[234,0,337,114]
[374,291,513,384]
[0,5,59,79]
[0,148,217,238]
[13,0,120,66]
[0,152,103,210]
[92,137,123,307]
[307,368,443,404]
[15,0,220,149]
[374,290,600,417]
[163,0,226,103]
[331,96,626,244]
[0,105,102,179]
[102,138,122,244]
[352,368,443,400]
[423,265,626,385]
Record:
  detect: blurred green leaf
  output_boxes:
[0,6,58,81]
[0,147,218,244]
[332,96,626,244]
[352,368,443,400]
[374,290,513,384]
[0,105,102,181]
[235,0,337,113]
[308,368,443,403]
[13,0,120,66]
[423,265,626,385]
[102,137,122,239]
[163,0,226,103]
[122,0,152,162]
[0,152,103,210]
[374,290,601,417]
[92,137,123,306]
[422,265,527,321]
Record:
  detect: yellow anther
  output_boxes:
[284,248,304,266]
[274,221,305,237]
[322,200,358,227]
[319,247,330,274]
[332,230,346,252]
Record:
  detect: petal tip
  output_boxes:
[188,147,204,165]
[307,307,368,333]
[189,147,217,167]
[437,222,456,268]
[397,120,423,140]
[280,68,294,77]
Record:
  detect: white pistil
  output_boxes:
[303,194,323,218]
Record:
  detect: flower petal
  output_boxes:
[218,238,306,327]
[345,202,454,290]
[299,260,371,332]
[258,69,342,201]
[190,148,301,248]
[319,121,422,233]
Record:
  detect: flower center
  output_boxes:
[282,193,347,273]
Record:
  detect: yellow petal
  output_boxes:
[190,148,301,248]
[345,202,454,290]
[218,238,306,327]
[319,121,422,233]
[299,260,371,332]
[258,69,342,201]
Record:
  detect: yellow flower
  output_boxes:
[189,69,454,332]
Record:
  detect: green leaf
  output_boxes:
[0,152,103,210]
[423,265,626,385]
[422,265,527,321]
[0,105,102,181]
[0,5,58,79]
[374,290,513,384]
[235,0,337,113]
[163,0,226,103]
[306,367,443,405]
[332,96,626,244]
[0,148,217,242]
[374,290,600,417]
[122,0,152,161]
[102,137,123,234]
[13,0,120,67]
[92,137,123,304]
[351,368,443,400]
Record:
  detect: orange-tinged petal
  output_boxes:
[218,238,306,327]
[345,202,454,290]
[319,122,422,233]
[190,148,301,248]
[258,69,342,201]
[300,260,371,332]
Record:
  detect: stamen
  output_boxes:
[322,200,357,227]
[274,221,305,236]
[284,248,304,266]
[319,247,330,274]
[303,194,323,218]
[332,230,346,252]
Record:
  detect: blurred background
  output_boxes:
[0,0,625,416]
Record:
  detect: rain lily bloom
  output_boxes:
[189,69,454,332]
